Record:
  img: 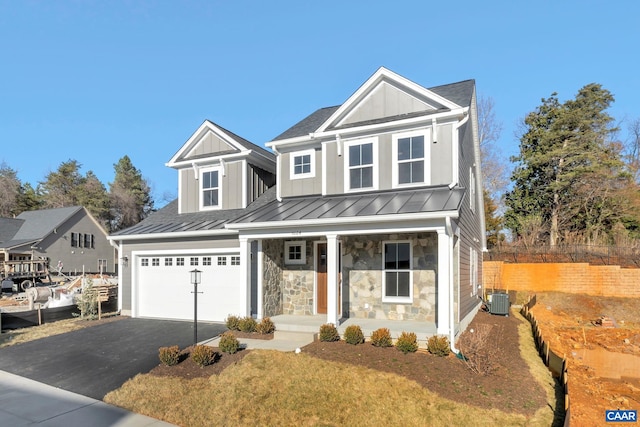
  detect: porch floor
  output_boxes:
[271,314,437,339]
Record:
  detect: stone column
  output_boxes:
[326,234,339,326]
[436,229,451,335]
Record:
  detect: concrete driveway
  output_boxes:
[0,317,226,399]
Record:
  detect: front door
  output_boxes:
[316,243,327,314]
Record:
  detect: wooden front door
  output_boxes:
[316,243,327,314]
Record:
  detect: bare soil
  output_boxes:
[149,310,549,417]
[530,292,640,427]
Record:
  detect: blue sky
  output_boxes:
[1,1,638,207]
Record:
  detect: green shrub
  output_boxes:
[427,335,450,357]
[225,315,241,331]
[238,316,258,333]
[319,323,340,342]
[158,345,180,366]
[190,345,217,367]
[256,317,275,334]
[343,325,364,345]
[218,331,240,354]
[395,331,418,354]
[370,327,393,347]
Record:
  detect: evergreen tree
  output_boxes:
[15,183,43,214]
[109,156,154,231]
[77,170,111,228]
[505,84,630,245]
[39,159,85,208]
[0,162,21,217]
[484,190,503,248]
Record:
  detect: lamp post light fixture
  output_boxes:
[190,269,202,345]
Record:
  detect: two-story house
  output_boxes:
[109,67,485,344]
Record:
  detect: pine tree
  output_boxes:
[109,156,154,231]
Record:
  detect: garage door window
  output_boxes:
[231,256,240,265]
[165,258,173,267]
[218,256,227,266]
[176,257,184,266]
[190,257,199,266]
[141,258,149,267]
[203,257,212,266]
[152,258,160,266]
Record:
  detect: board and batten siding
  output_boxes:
[186,130,237,158]
[279,149,322,198]
[179,160,245,213]
[247,165,275,204]
[118,236,240,312]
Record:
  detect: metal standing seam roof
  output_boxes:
[230,186,466,225]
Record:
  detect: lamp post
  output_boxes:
[190,269,202,346]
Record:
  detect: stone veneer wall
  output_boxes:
[262,240,284,317]
[343,233,438,321]
[281,240,315,315]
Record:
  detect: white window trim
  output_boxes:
[343,137,379,193]
[392,129,431,189]
[199,166,222,211]
[289,149,316,180]
[284,240,306,265]
[469,167,476,213]
[382,240,413,303]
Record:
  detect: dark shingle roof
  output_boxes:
[14,207,83,240]
[272,79,474,142]
[230,186,465,225]
[0,218,24,244]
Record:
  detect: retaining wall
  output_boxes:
[484,261,640,297]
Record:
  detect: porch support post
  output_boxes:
[326,234,339,326]
[256,239,264,319]
[436,229,451,335]
[239,237,251,317]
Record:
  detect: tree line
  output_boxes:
[482,83,640,249]
[0,156,154,233]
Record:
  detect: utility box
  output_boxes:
[488,293,510,316]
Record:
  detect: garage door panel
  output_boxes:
[136,254,242,322]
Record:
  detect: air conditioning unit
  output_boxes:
[488,293,510,316]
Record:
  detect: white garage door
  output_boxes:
[135,253,244,322]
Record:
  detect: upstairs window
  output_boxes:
[290,149,315,179]
[71,233,78,247]
[393,130,429,187]
[345,138,377,191]
[200,167,221,210]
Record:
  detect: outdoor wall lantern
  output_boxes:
[120,256,129,268]
[190,269,202,345]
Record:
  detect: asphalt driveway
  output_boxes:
[0,317,226,399]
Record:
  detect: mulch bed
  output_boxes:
[148,311,547,415]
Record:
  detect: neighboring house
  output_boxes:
[0,206,115,280]
[109,67,485,343]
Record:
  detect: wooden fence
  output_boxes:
[520,295,570,427]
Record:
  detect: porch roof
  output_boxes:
[229,185,465,226]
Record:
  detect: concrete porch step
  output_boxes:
[274,330,317,341]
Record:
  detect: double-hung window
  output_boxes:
[200,167,221,210]
[290,149,315,179]
[345,138,377,191]
[393,130,429,187]
[383,241,412,303]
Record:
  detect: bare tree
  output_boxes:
[477,96,508,205]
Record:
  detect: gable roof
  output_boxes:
[0,218,25,244]
[0,206,85,250]
[271,68,474,142]
[167,120,275,167]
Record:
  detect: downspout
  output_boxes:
[445,216,459,354]
[273,146,282,202]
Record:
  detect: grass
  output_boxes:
[0,312,118,348]
[105,309,559,427]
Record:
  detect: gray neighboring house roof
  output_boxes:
[0,206,84,250]
[271,79,475,142]
[0,218,25,245]
[230,186,465,225]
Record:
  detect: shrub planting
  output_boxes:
[238,316,258,333]
[427,335,450,357]
[256,317,276,334]
[318,323,340,342]
[395,331,418,354]
[158,345,180,366]
[218,331,240,354]
[370,327,393,347]
[343,325,365,345]
[458,324,501,375]
[190,345,217,367]
[225,315,241,331]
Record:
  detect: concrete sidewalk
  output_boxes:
[202,330,316,351]
[0,370,175,427]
